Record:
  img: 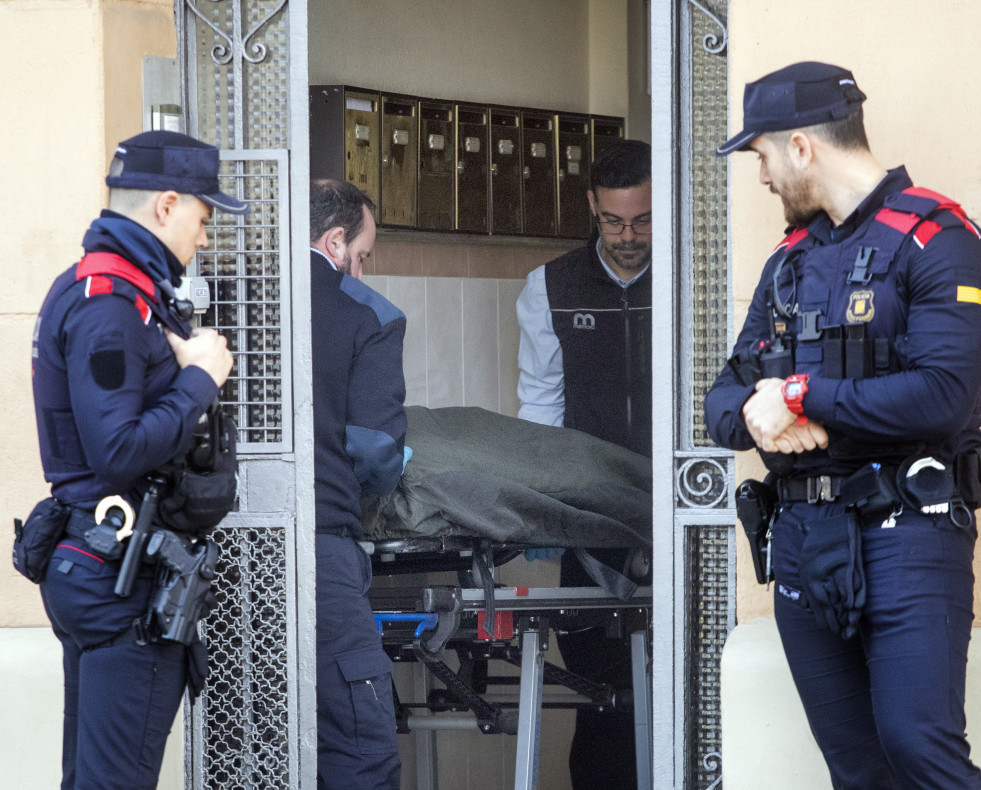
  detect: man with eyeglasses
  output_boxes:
[516,138,652,789]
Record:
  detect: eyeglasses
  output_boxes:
[594,218,653,235]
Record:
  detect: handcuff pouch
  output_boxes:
[840,463,901,522]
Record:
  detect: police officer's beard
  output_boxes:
[606,240,652,273]
[777,171,821,228]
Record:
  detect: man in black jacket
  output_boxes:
[309,179,407,790]
[516,139,652,789]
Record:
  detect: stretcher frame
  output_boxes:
[366,538,653,790]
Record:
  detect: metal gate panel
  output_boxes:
[664,1,735,788]
[196,150,292,453]
[177,1,307,788]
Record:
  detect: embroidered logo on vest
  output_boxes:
[572,312,595,330]
[846,289,875,323]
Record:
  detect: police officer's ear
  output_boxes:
[152,190,183,227]
[786,131,815,171]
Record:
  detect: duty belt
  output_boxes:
[776,475,849,504]
[65,508,98,541]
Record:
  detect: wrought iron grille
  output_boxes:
[678,1,731,788]
[689,2,729,449]
[179,2,297,788]
[686,524,729,790]
[196,150,292,452]
[187,0,289,150]
[196,520,291,788]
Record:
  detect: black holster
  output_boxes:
[735,479,776,585]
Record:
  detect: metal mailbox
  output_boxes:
[520,110,557,237]
[309,85,380,217]
[455,104,490,234]
[592,114,625,160]
[557,114,592,239]
[418,100,455,231]
[380,93,418,227]
[490,108,522,235]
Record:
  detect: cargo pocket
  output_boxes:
[335,646,397,756]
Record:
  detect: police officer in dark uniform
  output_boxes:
[517,140,652,790]
[706,62,981,788]
[30,130,246,789]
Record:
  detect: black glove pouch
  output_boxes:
[13,498,70,583]
[158,412,237,534]
[798,512,866,640]
[186,638,210,701]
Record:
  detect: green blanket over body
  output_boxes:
[361,406,653,548]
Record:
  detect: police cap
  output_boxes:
[106,130,248,215]
[717,61,867,156]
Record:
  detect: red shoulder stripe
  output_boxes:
[875,207,919,235]
[77,252,157,302]
[773,227,809,253]
[134,294,152,325]
[913,220,942,249]
[84,275,113,297]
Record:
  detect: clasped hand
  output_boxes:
[742,378,828,454]
[165,327,234,387]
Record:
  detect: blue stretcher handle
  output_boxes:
[373,612,438,637]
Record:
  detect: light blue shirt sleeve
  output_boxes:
[516,265,564,427]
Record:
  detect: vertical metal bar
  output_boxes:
[632,630,654,790]
[412,663,439,789]
[513,628,544,790]
[286,0,316,784]
[649,2,679,789]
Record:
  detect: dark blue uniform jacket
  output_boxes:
[310,251,407,540]
[705,167,981,474]
[32,212,219,510]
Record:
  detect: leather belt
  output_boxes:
[776,475,849,504]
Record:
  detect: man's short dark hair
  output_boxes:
[591,139,651,190]
[809,107,870,151]
[310,179,377,244]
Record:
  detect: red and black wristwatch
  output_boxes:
[781,374,809,425]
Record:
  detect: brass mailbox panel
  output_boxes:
[557,115,592,239]
[592,115,625,160]
[455,105,490,234]
[380,94,418,227]
[490,109,522,235]
[309,85,380,219]
[418,101,455,231]
[521,110,556,237]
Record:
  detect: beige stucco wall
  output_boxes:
[0,0,175,627]
[728,0,981,622]
[308,0,635,128]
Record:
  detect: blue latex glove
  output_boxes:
[524,547,566,561]
[402,445,413,473]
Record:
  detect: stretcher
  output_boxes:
[369,579,653,790]
[361,407,654,789]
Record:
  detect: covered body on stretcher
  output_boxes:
[361,405,652,552]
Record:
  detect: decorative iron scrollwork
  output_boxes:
[688,0,728,54]
[703,751,723,789]
[186,0,287,66]
[676,457,728,509]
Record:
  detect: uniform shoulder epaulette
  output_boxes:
[75,252,161,325]
[875,186,980,249]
